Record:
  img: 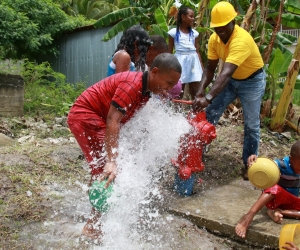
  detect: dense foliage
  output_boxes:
[21,61,86,118]
[0,0,91,59]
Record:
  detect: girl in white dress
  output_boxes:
[168,6,203,100]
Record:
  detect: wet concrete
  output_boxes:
[168,178,299,249]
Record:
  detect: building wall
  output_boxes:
[40,26,123,87]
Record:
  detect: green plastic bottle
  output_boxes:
[89,180,113,212]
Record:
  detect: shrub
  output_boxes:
[21,60,86,118]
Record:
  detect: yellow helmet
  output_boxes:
[210,1,237,28]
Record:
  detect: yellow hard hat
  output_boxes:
[279,224,300,249]
[248,157,280,189]
[210,1,237,28]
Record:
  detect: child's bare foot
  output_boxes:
[235,212,255,238]
[82,218,102,239]
[82,209,102,239]
[267,208,283,223]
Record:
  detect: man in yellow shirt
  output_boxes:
[192,1,266,180]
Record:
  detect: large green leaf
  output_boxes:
[94,7,149,28]
[285,0,300,15]
[268,48,292,78]
[149,24,168,38]
[209,0,219,9]
[154,8,168,32]
[274,40,293,55]
[281,13,300,28]
[100,16,140,41]
[268,11,300,29]
[276,32,297,45]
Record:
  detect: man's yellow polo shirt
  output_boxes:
[207,25,264,80]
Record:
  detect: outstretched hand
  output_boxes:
[192,97,209,112]
[99,162,117,188]
[281,241,299,250]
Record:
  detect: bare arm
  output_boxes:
[100,105,124,187]
[195,59,219,98]
[193,61,238,112]
[113,51,132,73]
[168,35,175,54]
[208,62,237,98]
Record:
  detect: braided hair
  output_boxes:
[114,25,152,72]
[175,6,194,43]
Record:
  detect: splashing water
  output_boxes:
[17,99,192,249]
[100,98,191,249]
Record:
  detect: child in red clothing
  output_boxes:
[68,53,181,239]
[235,141,300,245]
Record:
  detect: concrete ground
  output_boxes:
[168,178,300,249]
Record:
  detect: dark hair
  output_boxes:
[175,6,194,43]
[150,35,168,52]
[115,25,152,72]
[150,53,182,74]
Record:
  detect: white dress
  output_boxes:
[168,28,203,84]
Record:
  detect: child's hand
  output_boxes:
[281,241,299,250]
[99,162,117,188]
[247,155,257,167]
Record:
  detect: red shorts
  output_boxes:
[264,184,300,210]
[68,114,106,179]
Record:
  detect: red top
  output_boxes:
[69,71,150,123]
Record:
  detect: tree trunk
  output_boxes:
[195,0,210,27]
[262,0,284,64]
[240,0,259,31]
[269,36,300,132]
[194,0,210,68]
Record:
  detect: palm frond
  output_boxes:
[100,16,141,41]
[94,7,149,27]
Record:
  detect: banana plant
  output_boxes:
[94,0,165,41]
[270,36,300,131]
[268,0,300,28]
[265,48,293,111]
[66,0,122,19]
[94,7,150,41]
[94,0,203,41]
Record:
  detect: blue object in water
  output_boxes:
[173,173,195,196]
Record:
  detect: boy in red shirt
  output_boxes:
[67,53,181,239]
